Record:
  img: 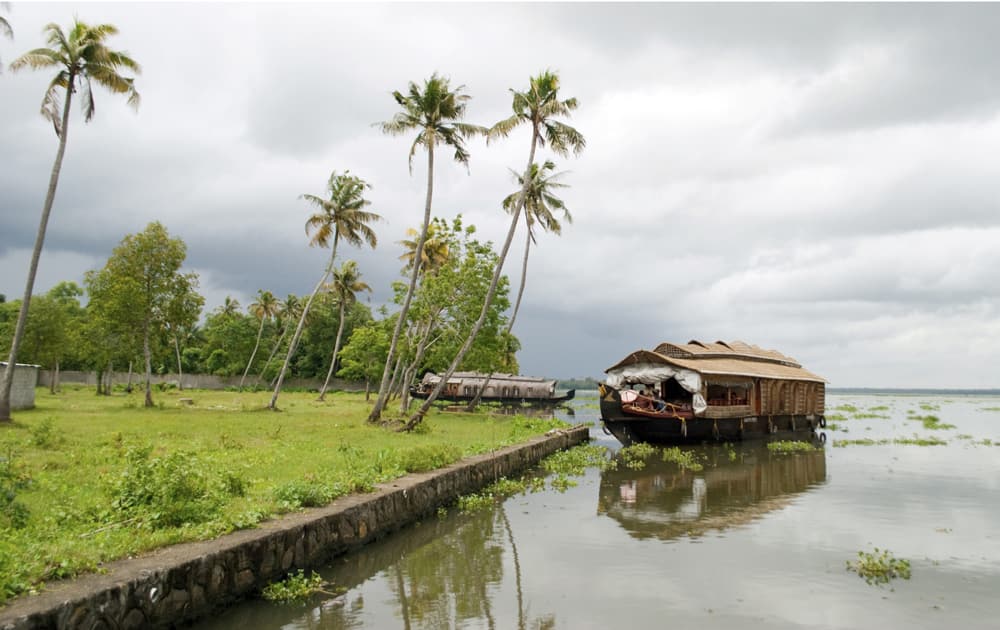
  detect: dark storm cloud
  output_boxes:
[3,2,1000,387]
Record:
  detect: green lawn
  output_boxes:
[0,385,569,604]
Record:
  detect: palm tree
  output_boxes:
[269,171,380,410]
[398,222,450,275]
[406,71,584,429]
[0,5,12,70]
[260,294,300,381]
[1,19,140,421]
[368,73,486,423]
[317,260,371,401]
[465,160,570,410]
[219,296,241,318]
[239,289,278,389]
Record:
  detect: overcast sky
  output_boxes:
[2,2,999,388]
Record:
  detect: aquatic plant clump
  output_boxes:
[262,569,340,603]
[846,548,912,586]
[910,415,956,431]
[660,446,704,471]
[766,440,818,454]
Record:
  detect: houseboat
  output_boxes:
[411,372,575,404]
[599,340,826,445]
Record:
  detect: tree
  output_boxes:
[465,160,570,409]
[337,323,390,401]
[164,277,204,391]
[85,222,197,408]
[406,71,584,429]
[0,4,11,70]
[239,289,278,389]
[317,261,371,401]
[1,19,140,421]
[369,73,486,423]
[269,171,381,410]
[259,294,300,381]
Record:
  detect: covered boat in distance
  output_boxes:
[411,371,576,404]
[599,340,826,445]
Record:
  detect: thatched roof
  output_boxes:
[606,340,825,383]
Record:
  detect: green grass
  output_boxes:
[0,386,570,604]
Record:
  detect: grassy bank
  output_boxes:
[0,386,570,604]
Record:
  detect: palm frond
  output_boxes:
[9,48,62,72]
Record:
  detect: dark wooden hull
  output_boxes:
[600,387,824,446]
[409,388,576,405]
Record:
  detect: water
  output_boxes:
[195,393,1000,629]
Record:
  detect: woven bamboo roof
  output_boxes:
[606,340,825,383]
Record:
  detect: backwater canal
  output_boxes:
[194,392,1000,629]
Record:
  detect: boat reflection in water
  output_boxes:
[598,442,827,541]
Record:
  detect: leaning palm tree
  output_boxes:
[239,289,278,389]
[260,294,300,381]
[368,73,486,423]
[269,171,380,410]
[406,70,584,429]
[465,160,571,410]
[317,260,371,401]
[1,19,140,421]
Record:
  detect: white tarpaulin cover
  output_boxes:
[605,362,708,414]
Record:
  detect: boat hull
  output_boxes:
[409,388,575,405]
[600,386,823,446]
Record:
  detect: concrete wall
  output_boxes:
[37,370,365,393]
[0,425,590,630]
[1,363,39,410]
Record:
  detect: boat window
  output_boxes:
[707,382,750,406]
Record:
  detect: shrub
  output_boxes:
[272,477,334,509]
[262,569,337,603]
[29,418,62,449]
[398,444,462,473]
[0,450,31,529]
[110,447,226,528]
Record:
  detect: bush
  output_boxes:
[110,447,226,528]
[0,450,31,529]
[398,444,462,473]
[272,477,334,509]
[29,418,62,449]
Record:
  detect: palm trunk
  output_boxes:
[173,334,184,391]
[260,320,291,380]
[240,317,266,389]
[317,301,348,401]
[95,367,103,396]
[143,321,153,407]
[269,241,338,410]
[465,229,532,410]
[125,361,132,393]
[406,133,539,429]
[0,74,74,421]
[369,140,435,422]
[387,352,405,402]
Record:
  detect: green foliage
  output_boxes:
[273,477,335,509]
[398,444,462,473]
[766,440,818,454]
[833,404,858,413]
[616,442,658,470]
[0,450,31,529]
[541,444,609,475]
[262,569,337,603]
[661,446,705,471]
[846,548,912,585]
[911,415,956,430]
[29,417,62,449]
[110,447,231,528]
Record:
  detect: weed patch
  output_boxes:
[767,440,818,454]
[846,548,911,586]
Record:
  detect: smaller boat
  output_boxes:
[411,372,575,404]
[600,340,826,445]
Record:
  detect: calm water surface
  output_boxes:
[196,393,1000,629]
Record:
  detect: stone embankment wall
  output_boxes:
[0,425,590,630]
[37,370,365,393]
